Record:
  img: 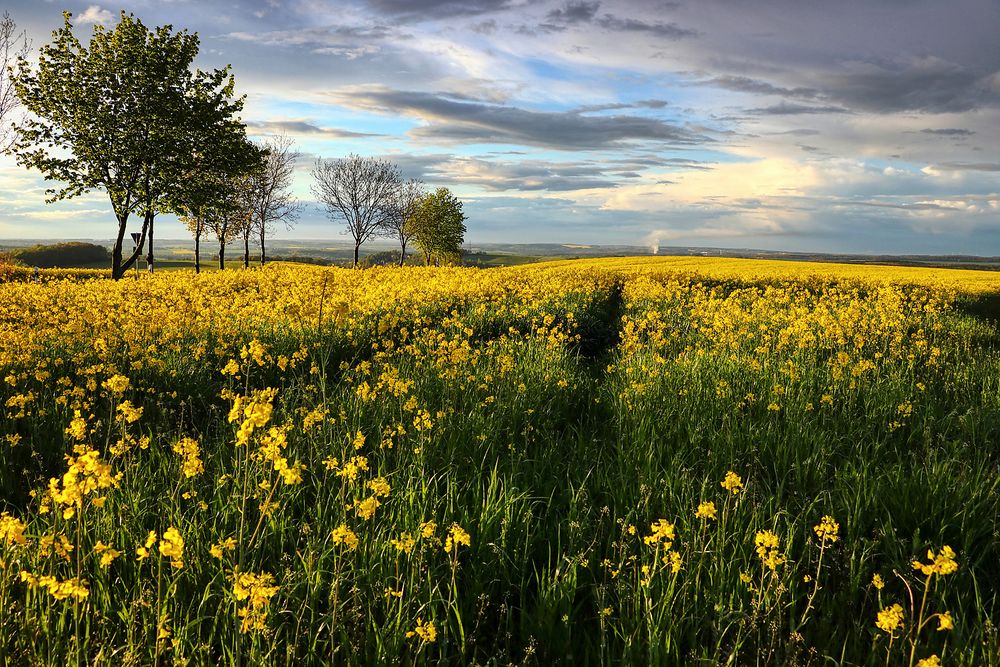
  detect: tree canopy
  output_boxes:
[12,11,252,279]
[411,187,467,266]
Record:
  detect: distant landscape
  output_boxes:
[4,239,1000,272]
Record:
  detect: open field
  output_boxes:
[0,257,998,665]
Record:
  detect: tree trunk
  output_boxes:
[354,243,360,268]
[112,219,126,280]
[194,228,201,274]
[219,241,225,270]
[146,213,155,273]
[243,232,250,269]
[114,215,149,279]
[259,223,266,266]
[399,241,406,267]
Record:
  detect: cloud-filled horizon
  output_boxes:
[1,0,999,254]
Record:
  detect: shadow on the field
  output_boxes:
[954,290,1000,349]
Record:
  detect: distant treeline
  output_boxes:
[0,242,111,268]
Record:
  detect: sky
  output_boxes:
[1,0,1000,253]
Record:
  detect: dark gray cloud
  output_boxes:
[570,99,670,113]
[594,14,698,39]
[746,102,851,115]
[920,128,975,137]
[700,75,819,99]
[820,56,995,114]
[326,87,708,150]
[365,0,515,21]
[537,1,697,39]
[545,1,601,25]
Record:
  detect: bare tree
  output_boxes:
[0,12,29,153]
[311,154,401,267]
[245,135,301,266]
[381,178,424,266]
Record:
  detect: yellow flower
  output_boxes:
[116,400,143,423]
[871,573,885,590]
[664,550,683,573]
[406,617,437,643]
[232,569,279,633]
[0,512,28,546]
[65,410,88,441]
[20,571,89,602]
[367,477,391,497]
[875,603,904,634]
[916,656,941,667]
[754,530,785,570]
[354,496,380,520]
[221,359,240,376]
[94,541,120,568]
[444,524,471,552]
[210,537,237,559]
[172,437,204,478]
[813,515,840,543]
[912,545,958,577]
[420,521,437,539]
[390,532,416,554]
[159,527,185,569]
[937,611,953,631]
[102,374,130,395]
[643,519,676,549]
[695,501,717,521]
[721,471,743,495]
[331,524,359,550]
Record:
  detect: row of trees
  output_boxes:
[311,155,466,267]
[2,11,466,276]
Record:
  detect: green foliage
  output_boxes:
[7,241,111,268]
[11,11,251,279]
[411,187,467,265]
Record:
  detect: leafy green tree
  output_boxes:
[411,187,467,266]
[12,11,249,279]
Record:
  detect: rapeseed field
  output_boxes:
[0,258,997,665]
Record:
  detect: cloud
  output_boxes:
[570,99,670,113]
[926,162,1000,172]
[820,56,996,114]
[325,86,708,150]
[364,0,515,21]
[225,24,394,54]
[77,5,114,26]
[545,1,601,25]
[594,15,698,40]
[245,119,385,138]
[699,76,819,99]
[920,128,975,137]
[746,102,851,115]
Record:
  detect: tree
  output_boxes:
[381,178,424,266]
[12,12,249,279]
[311,154,401,267]
[245,135,301,266]
[0,12,29,153]
[203,181,249,270]
[411,188,467,266]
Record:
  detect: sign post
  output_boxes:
[130,232,142,278]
